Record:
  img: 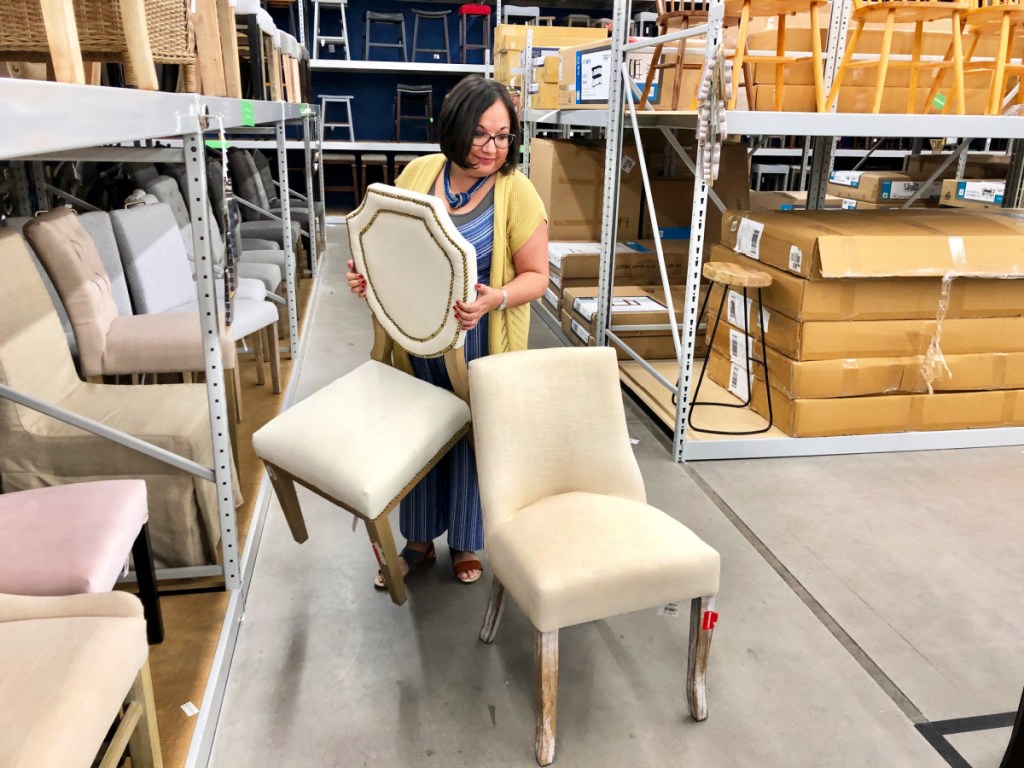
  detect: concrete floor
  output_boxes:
[209,226,1023,768]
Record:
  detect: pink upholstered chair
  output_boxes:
[0,480,163,644]
[0,228,228,569]
[0,592,162,767]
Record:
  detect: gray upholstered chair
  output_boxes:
[252,184,475,606]
[469,346,722,766]
[0,592,162,767]
[0,228,227,568]
[208,157,303,251]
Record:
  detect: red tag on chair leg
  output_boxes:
[370,541,385,566]
[702,611,719,631]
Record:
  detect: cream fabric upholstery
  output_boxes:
[77,212,134,317]
[348,183,477,358]
[469,347,720,632]
[0,229,226,567]
[253,360,470,519]
[0,592,148,768]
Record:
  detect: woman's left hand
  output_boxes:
[454,284,503,331]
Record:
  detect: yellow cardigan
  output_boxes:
[393,154,547,365]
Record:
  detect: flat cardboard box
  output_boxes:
[827,170,942,203]
[710,330,1024,398]
[748,190,844,210]
[708,310,1024,361]
[494,24,607,53]
[718,209,1024,279]
[557,38,664,108]
[837,199,938,210]
[548,239,689,283]
[939,179,1006,210]
[530,138,644,241]
[548,270,596,292]
[543,284,562,317]
[534,55,560,84]
[706,350,1024,437]
[559,309,685,360]
[905,153,1010,180]
[528,82,562,110]
[708,245,1024,321]
[563,284,697,335]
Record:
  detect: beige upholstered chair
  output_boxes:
[253,183,476,606]
[0,592,162,767]
[0,228,227,569]
[468,347,722,766]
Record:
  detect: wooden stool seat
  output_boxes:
[852,0,969,23]
[702,261,772,289]
[360,154,391,193]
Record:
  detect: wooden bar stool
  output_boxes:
[394,83,434,141]
[828,0,970,115]
[364,10,408,61]
[688,261,774,435]
[502,5,541,24]
[944,0,1024,115]
[360,154,391,193]
[566,13,592,26]
[393,153,420,177]
[458,4,491,63]
[323,152,360,202]
[321,94,356,140]
[411,8,452,63]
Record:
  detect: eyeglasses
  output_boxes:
[471,130,515,149]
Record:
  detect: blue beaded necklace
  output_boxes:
[443,161,488,209]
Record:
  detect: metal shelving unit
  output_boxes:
[524,0,1024,462]
[310,60,490,74]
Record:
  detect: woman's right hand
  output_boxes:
[347,259,366,298]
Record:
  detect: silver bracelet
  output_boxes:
[497,288,508,312]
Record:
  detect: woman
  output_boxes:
[346,75,549,588]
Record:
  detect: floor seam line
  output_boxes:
[683,464,927,726]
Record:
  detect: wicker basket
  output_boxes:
[0,0,197,91]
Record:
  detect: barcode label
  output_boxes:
[550,272,562,289]
[841,198,858,210]
[729,329,754,363]
[789,245,803,272]
[728,363,750,401]
[570,318,590,344]
[829,170,863,187]
[726,290,751,328]
[621,156,637,174]
[959,181,1005,203]
[735,218,764,260]
[883,180,941,200]
[544,288,558,307]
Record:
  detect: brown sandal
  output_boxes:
[373,542,436,590]
[451,550,483,584]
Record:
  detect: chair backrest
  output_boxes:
[130,163,161,188]
[155,165,229,267]
[251,151,279,205]
[2,218,79,361]
[109,203,198,315]
[22,209,121,379]
[207,158,226,213]
[143,175,196,261]
[346,183,477,363]
[468,347,647,529]
[77,212,134,317]
[228,148,270,221]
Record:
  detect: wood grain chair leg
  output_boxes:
[126,660,163,768]
[990,12,1012,115]
[951,10,966,114]
[729,2,751,110]
[252,330,266,386]
[270,45,284,101]
[775,14,786,111]
[365,514,407,606]
[194,0,227,96]
[687,595,717,721]
[119,0,159,91]
[267,322,282,394]
[535,629,559,767]
[40,0,86,85]
[826,20,862,111]
[810,2,825,111]
[479,577,507,643]
[637,41,663,108]
[872,10,895,113]
[217,0,243,98]
[925,38,956,114]
[908,21,923,113]
[264,462,309,542]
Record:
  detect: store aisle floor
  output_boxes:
[208,225,1022,768]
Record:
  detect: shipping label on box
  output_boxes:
[958,180,1004,204]
[829,170,863,187]
[558,40,662,107]
[573,294,667,323]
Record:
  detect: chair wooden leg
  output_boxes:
[217,0,242,99]
[926,39,957,114]
[908,21,923,113]
[479,577,507,643]
[687,595,717,721]
[40,0,85,85]
[194,0,227,96]
[951,10,966,114]
[728,3,750,110]
[535,629,559,767]
[810,2,825,111]
[365,514,407,606]
[252,330,266,386]
[826,20,863,111]
[872,10,895,113]
[126,660,163,768]
[264,462,309,543]
[990,13,1012,115]
[269,45,283,101]
[267,322,282,394]
[775,14,786,112]
[119,0,159,91]
[132,523,164,645]
[638,41,664,108]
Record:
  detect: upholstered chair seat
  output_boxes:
[0,592,161,768]
[253,183,477,606]
[469,347,722,766]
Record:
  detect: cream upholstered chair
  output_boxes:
[0,228,226,569]
[0,592,161,767]
[252,183,476,606]
[469,346,721,766]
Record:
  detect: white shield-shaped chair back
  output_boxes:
[347,183,478,357]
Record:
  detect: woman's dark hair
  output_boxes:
[438,75,520,175]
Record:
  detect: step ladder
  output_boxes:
[312,0,351,60]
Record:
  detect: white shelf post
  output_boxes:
[276,120,300,357]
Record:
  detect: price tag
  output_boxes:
[240,100,256,127]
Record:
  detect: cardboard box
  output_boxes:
[534,55,561,84]
[548,270,596,293]
[559,309,685,360]
[708,310,1024,361]
[837,199,930,210]
[557,38,663,108]
[543,284,562,317]
[905,153,1010,180]
[494,24,607,54]
[827,170,942,203]
[708,245,1024,321]
[711,329,1024,398]
[748,190,844,210]
[718,209,1024,279]
[549,239,690,283]
[529,138,644,241]
[564,284,694,335]
[939,179,1006,210]
[528,82,562,110]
